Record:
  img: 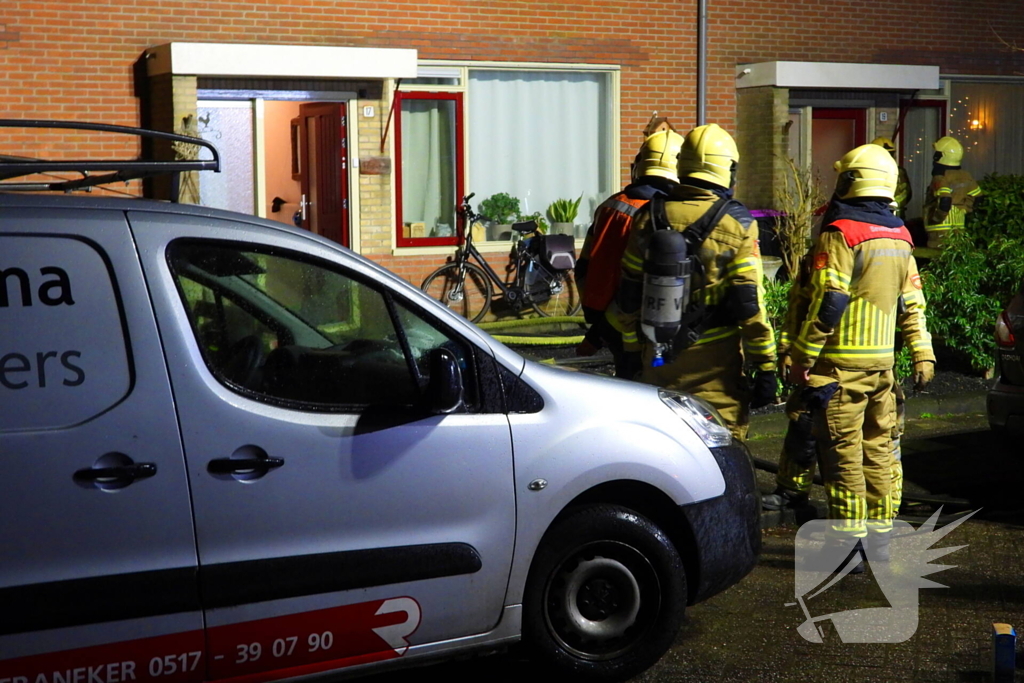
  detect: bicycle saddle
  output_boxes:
[512,220,537,234]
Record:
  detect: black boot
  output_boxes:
[762,486,809,511]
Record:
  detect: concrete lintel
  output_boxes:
[146,42,418,80]
[736,61,940,90]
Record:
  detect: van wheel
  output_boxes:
[522,504,686,681]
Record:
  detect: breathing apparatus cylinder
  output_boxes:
[641,229,691,367]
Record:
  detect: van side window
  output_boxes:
[168,240,474,410]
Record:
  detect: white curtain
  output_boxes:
[949,82,1024,178]
[468,70,613,229]
[901,104,944,221]
[401,99,457,236]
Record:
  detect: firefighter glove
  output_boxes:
[938,196,952,212]
[750,370,779,409]
[914,360,935,391]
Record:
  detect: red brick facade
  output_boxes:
[3,1,1023,284]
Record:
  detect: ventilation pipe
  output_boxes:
[697,0,707,126]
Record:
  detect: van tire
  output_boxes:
[522,504,686,681]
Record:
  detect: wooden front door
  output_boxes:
[298,103,349,247]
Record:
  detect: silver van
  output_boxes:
[0,122,760,682]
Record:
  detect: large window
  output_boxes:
[396,64,617,248]
[468,70,614,240]
[948,81,1024,177]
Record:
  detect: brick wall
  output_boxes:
[3,0,1023,284]
[706,0,1024,126]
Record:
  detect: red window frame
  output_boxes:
[395,91,465,248]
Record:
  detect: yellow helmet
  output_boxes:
[832,144,898,200]
[871,136,896,156]
[676,123,739,189]
[933,136,964,166]
[632,129,684,182]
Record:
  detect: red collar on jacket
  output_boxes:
[830,219,913,247]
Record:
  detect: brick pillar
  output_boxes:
[735,86,789,211]
[146,74,198,201]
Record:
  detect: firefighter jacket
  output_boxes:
[923,167,981,242]
[790,200,915,372]
[612,184,777,370]
[898,256,935,364]
[577,176,677,316]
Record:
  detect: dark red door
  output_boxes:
[298,103,349,247]
[811,108,867,182]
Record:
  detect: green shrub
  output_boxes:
[763,278,791,338]
[893,345,914,381]
[921,173,1024,372]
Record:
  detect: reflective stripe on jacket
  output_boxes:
[924,169,981,231]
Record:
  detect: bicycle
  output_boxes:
[421,194,581,323]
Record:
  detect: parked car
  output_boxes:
[0,121,760,683]
[988,278,1024,435]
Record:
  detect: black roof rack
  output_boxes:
[0,120,220,200]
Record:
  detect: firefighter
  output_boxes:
[871,137,912,219]
[764,253,936,514]
[789,143,934,565]
[920,136,981,257]
[576,128,683,378]
[613,124,778,441]
[762,252,817,510]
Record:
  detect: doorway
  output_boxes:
[196,99,351,249]
[811,108,867,184]
[898,100,947,222]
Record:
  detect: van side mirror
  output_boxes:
[426,348,464,414]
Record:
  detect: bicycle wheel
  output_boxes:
[530,269,582,318]
[421,262,494,323]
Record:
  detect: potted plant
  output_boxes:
[519,211,549,235]
[479,192,521,241]
[547,195,583,236]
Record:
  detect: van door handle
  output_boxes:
[207,457,285,475]
[74,463,157,485]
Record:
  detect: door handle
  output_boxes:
[300,193,309,222]
[207,457,285,475]
[74,462,157,485]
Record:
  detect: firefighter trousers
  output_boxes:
[810,363,897,539]
[641,333,750,441]
[776,375,906,520]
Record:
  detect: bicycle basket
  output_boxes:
[537,234,576,271]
